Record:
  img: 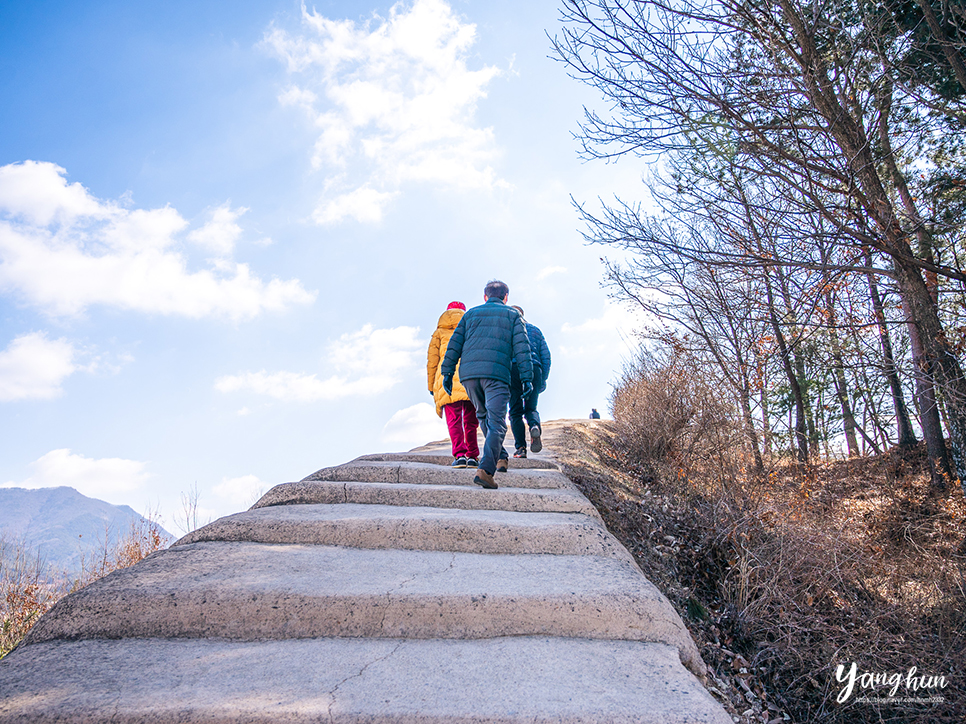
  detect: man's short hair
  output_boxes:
[484,279,509,300]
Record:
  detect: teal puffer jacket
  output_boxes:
[441,298,533,386]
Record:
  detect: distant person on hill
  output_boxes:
[427,301,480,469]
[441,280,533,490]
[508,305,551,458]
[590,408,601,419]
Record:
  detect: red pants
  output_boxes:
[444,400,480,458]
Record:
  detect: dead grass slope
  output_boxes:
[553,420,965,724]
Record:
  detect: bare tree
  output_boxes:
[553,0,966,487]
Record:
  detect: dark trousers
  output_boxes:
[463,378,510,475]
[509,366,543,451]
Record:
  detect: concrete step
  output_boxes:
[23,541,701,675]
[174,503,631,559]
[0,421,729,723]
[304,460,571,489]
[253,480,598,516]
[353,451,557,469]
[0,637,731,724]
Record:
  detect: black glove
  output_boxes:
[522,381,533,398]
[442,375,453,395]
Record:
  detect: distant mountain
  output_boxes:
[0,487,173,574]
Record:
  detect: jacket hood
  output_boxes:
[437,307,464,329]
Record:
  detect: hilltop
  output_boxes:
[0,487,172,574]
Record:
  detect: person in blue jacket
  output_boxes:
[441,280,533,490]
[508,305,551,458]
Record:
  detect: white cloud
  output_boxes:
[215,323,423,402]
[557,303,645,360]
[537,265,567,281]
[187,203,247,257]
[263,0,505,224]
[328,324,422,381]
[80,350,136,376]
[215,369,366,401]
[213,474,267,507]
[561,303,643,335]
[278,84,318,110]
[312,186,398,225]
[3,448,151,501]
[0,160,106,226]
[0,161,316,320]
[0,332,76,401]
[382,402,448,444]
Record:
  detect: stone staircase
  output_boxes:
[0,424,730,723]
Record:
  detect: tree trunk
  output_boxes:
[914,0,966,94]
[825,290,860,456]
[864,248,918,447]
[779,0,966,487]
[764,272,808,463]
[739,378,764,473]
[733,344,765,473]
[761,386,772,457]
[894,259,956,490]
[831,347,860,456]
[758,352,772,457]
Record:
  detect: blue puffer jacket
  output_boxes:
[523,322,551,380]
[441,297,533,386]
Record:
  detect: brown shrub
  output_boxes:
[0,515,167,658]
[0,540,61,658]
[69,514,168,592]
[610,348,740,478]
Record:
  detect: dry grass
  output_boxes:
[0,539,61,658]
[70,514,167,588]
[553,378,965,724]
[0,516,167,658]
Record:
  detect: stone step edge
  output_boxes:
[303,462,572,489]
[172,504,631,560]
[251,481,599,517]
[354,452,558,469]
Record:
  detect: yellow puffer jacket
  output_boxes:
[427,308,470,417]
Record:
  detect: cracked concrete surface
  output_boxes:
[0,420,730,724]
[1,637,729,723]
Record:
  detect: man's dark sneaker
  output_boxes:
[530,425,543,453]
[465,458,479,468]
[496,458,509,473]
[473,469,498,489]
[513,447,527,459]
[452,457,467,468]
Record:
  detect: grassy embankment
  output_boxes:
[554,417,964,724]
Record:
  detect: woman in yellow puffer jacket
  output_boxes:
[427,301,480,467]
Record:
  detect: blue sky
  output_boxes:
[0,0,646,530]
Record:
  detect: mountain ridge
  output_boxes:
[0,486,173,574]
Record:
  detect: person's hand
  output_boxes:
[522,381,533,398]
[442,375,453,395]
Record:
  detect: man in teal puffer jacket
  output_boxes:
[441,280,533,489]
